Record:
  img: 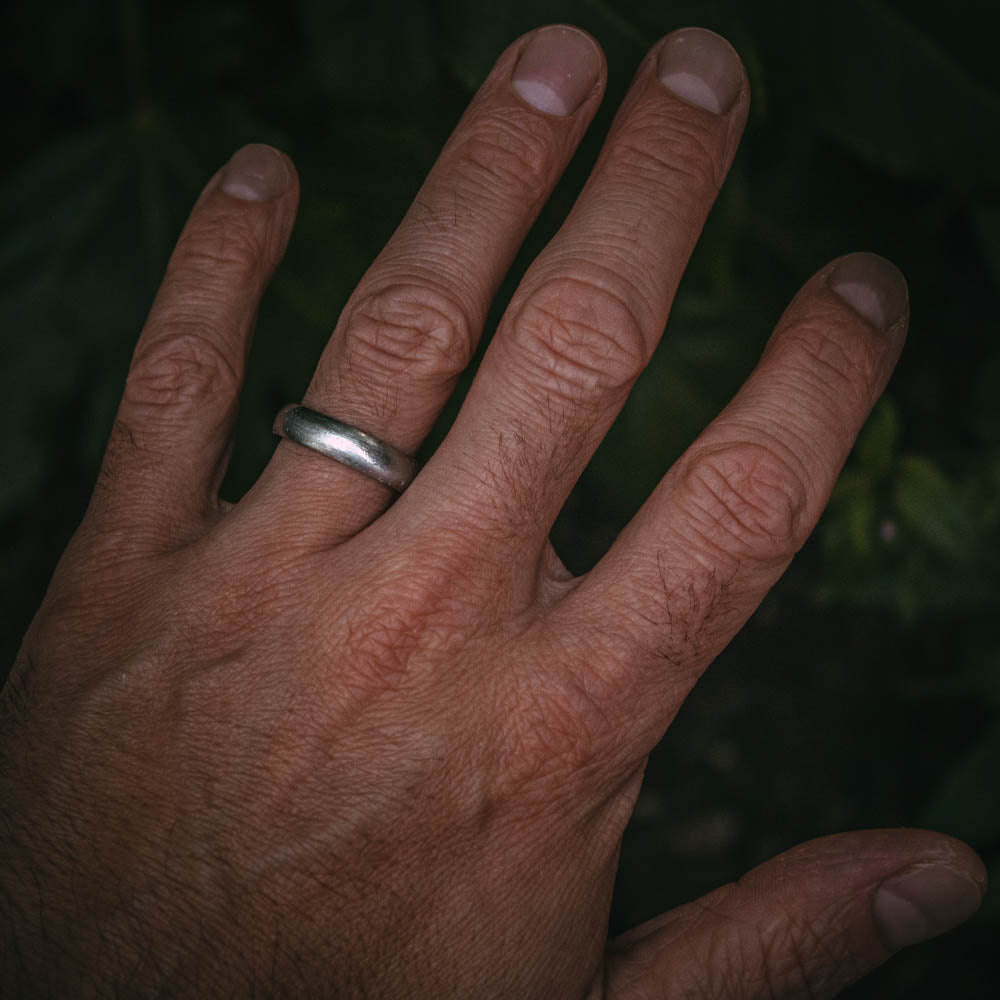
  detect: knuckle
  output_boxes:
[494,642,623,809]
[519,676,608,774]
[342,605,430,691]
[609,111,721,200]
[456,111,553,195]
[338,549,479,695]
[679,440,812,564]
[749,907,851,998]
[509,274,650,405]
[169,212,267,287]
[774,322,879,413]
[683,888,852,999]
[341,282,474,384]
[125,328,240,413]
[495,701,601,814]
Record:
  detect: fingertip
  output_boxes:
[874,860,985,951]
[827,251,910,335]
[219,143,297,203]
[510,24,606,117]
[655,27,747,116]
[604,828,989,1000]
[646,27,750,187]
[891,828,989,895]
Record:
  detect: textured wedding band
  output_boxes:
[273,405,418,492]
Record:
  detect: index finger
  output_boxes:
[548,251,909,757]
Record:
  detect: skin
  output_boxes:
[0,24,987,1000]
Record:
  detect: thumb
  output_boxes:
[603,829,987,999]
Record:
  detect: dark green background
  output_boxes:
[2,0,999,995]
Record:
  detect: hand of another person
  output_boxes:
[0,24,986,999]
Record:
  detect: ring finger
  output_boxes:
[249,25,606,541]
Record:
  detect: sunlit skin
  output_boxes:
[0,24,986,999]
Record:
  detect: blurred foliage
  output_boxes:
[2,0,1000,994]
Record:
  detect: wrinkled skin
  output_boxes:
[0,23,986,1000]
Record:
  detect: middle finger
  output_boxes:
[400,28,749,568]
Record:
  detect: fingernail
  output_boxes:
[511,25,602,116]
[656,27,744,114]
[220,144,291,202]
[873,865,985,950]
[829,252,909,331]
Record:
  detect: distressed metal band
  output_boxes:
[273,405,418,492]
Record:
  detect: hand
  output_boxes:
[0,23,986,999]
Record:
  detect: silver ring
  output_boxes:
[273,405,418,492]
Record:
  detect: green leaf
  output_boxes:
[894,456,976,563]
[978,858,1000,922]
[921,721,1000,844]
[958,648,1000,710]
[973,352,1000,443]
[745,0,1000,184]
[845,492,877,558]
[0,127,116,279]
[292,0,437,104]
[855,398,900,478]
[972,198,1000,287]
